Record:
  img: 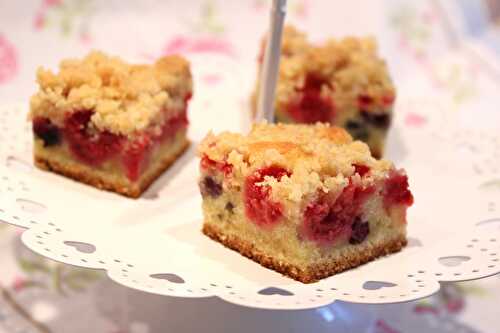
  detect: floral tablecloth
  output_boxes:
[1,0,500,332]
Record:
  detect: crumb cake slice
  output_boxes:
[30,51,192,198]
[252,26,396,158]
[198,123,413,283]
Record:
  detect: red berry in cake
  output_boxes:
[357,94,373,108]
[382,94,395,106]
[244,166,290,227]
[64,110,123,165]
[302,183,374,246]
[353,164,370,177]
[158,111,189,141]
[121,111,188,182]
[33,117,61,147]
[122,135,153,182]
[383,170,414,208]
[349,217,370,244]
[200,176,223,198]
[200,155,233,176]
[287,74,334,123]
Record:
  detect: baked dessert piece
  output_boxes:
[30,51,192,198]
[252,26,395,158]
[198,123,413,283]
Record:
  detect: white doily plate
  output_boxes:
[0,93,499,309]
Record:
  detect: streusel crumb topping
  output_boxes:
[199,123,393,202]
[272,26,395,113]
[30,51,192,136]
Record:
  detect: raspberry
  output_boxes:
[382,94,395,106]
[199,176,223,198]
[200,155,233,176]
[383,170,414,208]
[158,110,189,141]
[63,108,188,181]
[302,183,374,245]
[353,164,370,177]
[64,110,123,165]
[244,166,290,227]
[287,74,334,123]
[122,110,187,181]
[357,94,373,108]
[33,117,61,147]
[349,217,370,244]
[122,135,153,182]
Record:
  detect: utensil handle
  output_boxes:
[256,0,287,123]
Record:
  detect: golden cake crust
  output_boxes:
[30,51,192,136]
[203,223,407,283]
[199,123,393,203]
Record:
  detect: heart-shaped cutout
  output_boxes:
[258,287,294,296]
[63,241,96,254]
[362,281,397,290]
[150,273,185,284]
[16,198,46,214]
[438,256,471,267]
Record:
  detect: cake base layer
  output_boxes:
[34,136,189,198]
[203,223,407,283]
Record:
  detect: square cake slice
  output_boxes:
[198,123,413,283]
[30,51,192,198]
[252,26,395,158]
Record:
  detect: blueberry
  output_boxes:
[360,111,391,129]
[371,113,391,129]
[345,120,362,130]
[349,217,369,245]
[345,120,370,141]
[225,202,234,213]
[200,176,222,198]
[33,118,61,147]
